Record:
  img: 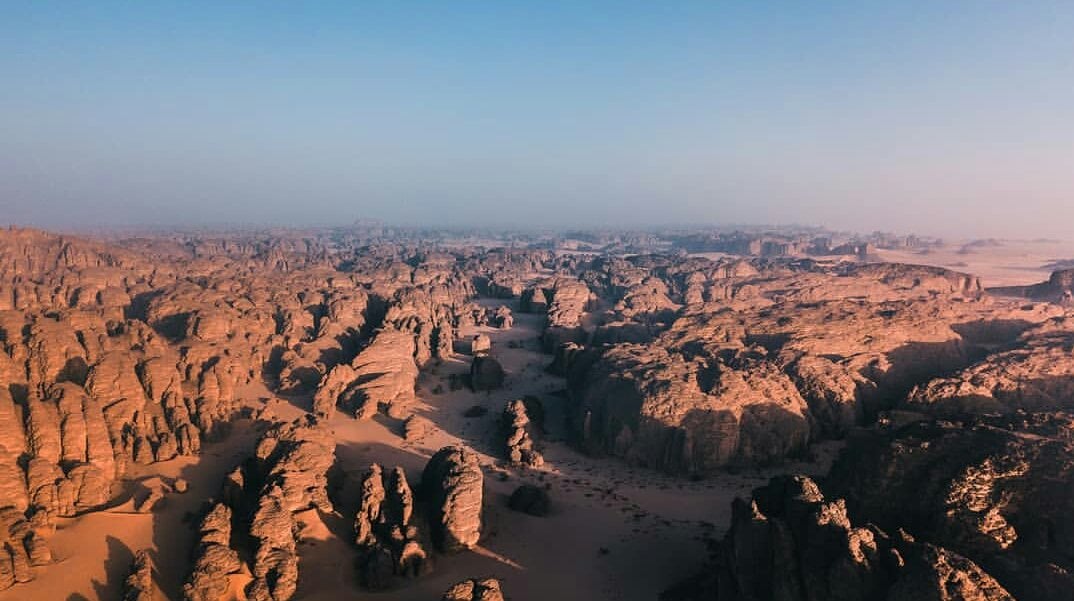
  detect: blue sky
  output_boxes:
[1,2,1072,236]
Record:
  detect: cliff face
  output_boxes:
[665,475,1014,601]
[566,291,1052,474]
[827,414,1074,601]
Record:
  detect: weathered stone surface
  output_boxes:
[664,475,1012,601]
[123,549,154,601]
[502,400,543,467]
[0,507,45,588]
[184,503,243,601]
[571,346,812,472]
[442,577,505,601]
[827,414,1074,601]
[421,446,484,552]
[247,488,299,601]
[314,330,418,419]
[403,415,433,441]
[353,464,431,589]
[254,415,336,513]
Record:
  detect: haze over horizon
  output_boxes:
[2,2,1073,239]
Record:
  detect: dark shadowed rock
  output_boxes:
[469,356,505,392]
[508,485,550,517]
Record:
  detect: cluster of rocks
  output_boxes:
[181,415,336,601]
[825,413,1074,600]
[0,507,50,589]
[522,277,594,351]
[666,266,1074,600]
[314,330,419,419]
[351,446,485,590]
[442,577,505,601]
[353,464,430,589]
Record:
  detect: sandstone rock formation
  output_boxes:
[827,414,1074,601]
[314,330,419,419]
[905,316,1074,416]
[502,399,543,467]
[664,475,1012,601]
[469,355,505,392]
[123,549,154,601]
[421,446,484,552]
[471,334,492,356]
[184,503,243,601]
[353,464,431,589]
[254,415,335,513]
[442,577,505,601]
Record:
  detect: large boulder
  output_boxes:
[469,356,505,392]
[421,446,484,552]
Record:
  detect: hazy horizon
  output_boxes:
[2,2,1073,239]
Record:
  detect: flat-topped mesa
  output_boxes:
[989,268,1074,304]
[844,262,983,299]
[353,464,431,589]
[663,475,1013,601]
[421,446,484,552]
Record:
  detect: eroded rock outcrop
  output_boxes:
[421,446,484,552]
[313,330,418,419]
[184,503,243,601]
[827,414,1074,601]
[906,317,1074,416]
[124,549,154,601]
[570,346,812,472]
[502,399,543,467]
[664,475,1012,601]
[442,577,505,601]
[353,464,431,589]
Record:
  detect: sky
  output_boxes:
[1,2,1073,238]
